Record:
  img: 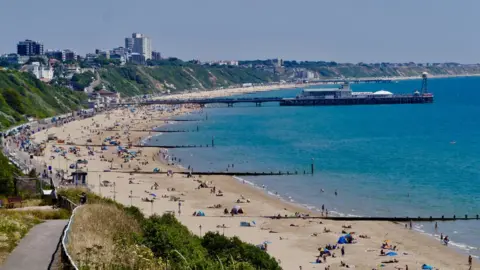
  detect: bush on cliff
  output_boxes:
[141,213,281,269]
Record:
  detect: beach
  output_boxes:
[25,103,474,270]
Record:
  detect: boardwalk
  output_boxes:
[1,220,67,270]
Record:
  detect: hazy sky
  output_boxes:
[1,0,479,63]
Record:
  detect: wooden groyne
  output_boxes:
[92,170,312,176]
[102,129,198,133]
[151,118,202,122]
[265,215,480,222]
[58,144,213,149]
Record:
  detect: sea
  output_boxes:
[147,77,480,258]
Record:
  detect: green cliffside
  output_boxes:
[98,64,279,96]
[0,70,86,129]
[300,64,480,78]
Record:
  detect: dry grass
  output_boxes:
[0,211,42,264]
[68,204,164,269]
[68,204,140,263]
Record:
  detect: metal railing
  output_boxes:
[60,197,81,270]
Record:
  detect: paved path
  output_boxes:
[1,220,67,270]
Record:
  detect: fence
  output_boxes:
[58,195,80,270]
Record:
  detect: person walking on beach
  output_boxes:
[341,246,345,256]
[468,255,472,266]
[409,220,412,229]
[435,222,438,231]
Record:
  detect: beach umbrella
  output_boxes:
[233,205,241,210]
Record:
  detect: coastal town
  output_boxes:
[1,1,480,269]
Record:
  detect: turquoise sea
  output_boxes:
[150,77,480,258]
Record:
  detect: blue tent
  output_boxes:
[337,236,348,244]
[386,251,397,256]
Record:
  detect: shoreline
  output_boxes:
[29,106,474,269]
[160,117,480,259]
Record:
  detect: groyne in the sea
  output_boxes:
[59,143,213,148]
[101,129,199,133]
[265,215,480,222]
[90,170,313,176]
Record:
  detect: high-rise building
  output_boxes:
[64,50,76,62]
[128,33,152,60]
[46,50,65,61]
[125,38,134,52]
[151,51,162,61]
[17,39,44,56]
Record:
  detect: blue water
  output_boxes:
[150,77,480,257]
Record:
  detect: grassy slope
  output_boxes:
[308,65,480,78]
[99,65,279,96]
[60,188,280,270]
[0,70,86,129]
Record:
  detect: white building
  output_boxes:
[130,33,152,60]
[25,62,54,82]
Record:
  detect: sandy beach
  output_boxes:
[28,105,473,270]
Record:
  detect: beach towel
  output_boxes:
[240,221,251,227]
[422,264,433,270]
[386,251,397,256]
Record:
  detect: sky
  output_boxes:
[1,0,479,63]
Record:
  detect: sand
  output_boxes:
[28,106,473,270]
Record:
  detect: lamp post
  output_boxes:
[98,174,101,194]
[130,190,133,206]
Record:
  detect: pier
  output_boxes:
[120,95,433,107]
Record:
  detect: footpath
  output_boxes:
[1,220,67,270]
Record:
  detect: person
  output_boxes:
[51,188,58,208]
[79,192,87,205]
[341,246,345,256]
[409,220,412,229]
[435,222,438,230]
[468,255,472,265]
[440,233,443,241]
